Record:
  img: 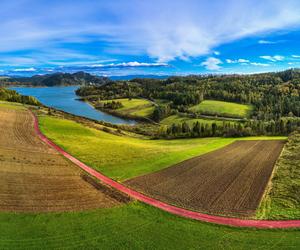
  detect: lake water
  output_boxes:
[10,86,136,125]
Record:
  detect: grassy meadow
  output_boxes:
[39,116,236,181]
[1,202,299,249]
[39,115,285,181]
[100,98,154,118]
[189,100,253,118]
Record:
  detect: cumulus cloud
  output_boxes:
[292,55,300,58]
[260,55,284,61]
[0,0,300,64]
[201,57,222,70]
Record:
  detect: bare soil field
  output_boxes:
[126,140,285,217]
[0,106,127,212]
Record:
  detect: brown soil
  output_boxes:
[0,106,128,212]
[125,140,285,217]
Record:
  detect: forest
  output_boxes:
[77,69,300,138]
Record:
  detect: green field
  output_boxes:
[189,100,253,118]
[39,116,285,181]
[0,101,27,110]
[100,98,155,118]
[39,116,236,181]
[160,114,236,127]
[257,131,300,220]
[1,202,300,249]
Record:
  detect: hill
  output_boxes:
[189,100,253,119]
[6,71,111,87]
[0,87,40,105]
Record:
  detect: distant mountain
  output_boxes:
[7,71,112,86]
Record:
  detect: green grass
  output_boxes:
[100,98,155,118]
[257,131,300,220]
[0,101,27,110]
[39,116,286,181]
[39,116,236,181]
[160,114,236,127]
[189,100,253,118]
[131,105,154,117]
[1,202,299,249]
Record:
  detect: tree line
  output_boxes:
[160,117,300,139]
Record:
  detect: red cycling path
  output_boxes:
[31,111,300,229]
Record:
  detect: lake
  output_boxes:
[10,86,136,125]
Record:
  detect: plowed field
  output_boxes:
[0,106,126,212]
[126,140,285,217]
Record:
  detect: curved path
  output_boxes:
[31,111,300,229]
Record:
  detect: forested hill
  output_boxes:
[1,71,111,87]
[77,69,300,121]
[0,88,40,106]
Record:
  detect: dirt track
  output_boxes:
[126,140,285,217]
[0,106,126,212]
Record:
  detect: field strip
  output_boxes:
[0,106,126,212]
[31,110,300,228]
[125,140,285,217]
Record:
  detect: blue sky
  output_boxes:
[1,0,300,76]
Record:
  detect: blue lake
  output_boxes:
[10,86,136,125]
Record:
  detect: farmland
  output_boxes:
[126,140,285,217]
[189,100,253,118]
[0,103,125,212]
[0,102,298,249]
[38,115,285,181]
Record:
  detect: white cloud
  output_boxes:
[201,57,222,70]
[226,58,250,64]
[260,55,284,61]
[90,61,168,68]
[13,67,36,72]
[292,55,300,58]
[214,51,220,55]
[238,59,250,63]
[250,62,270,66]
[258,40,277,44]
[0,1,300,63]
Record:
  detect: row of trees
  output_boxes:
[95,100,123,110]
[161,118,300,138]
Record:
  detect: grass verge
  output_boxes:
[257,131,300,220]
